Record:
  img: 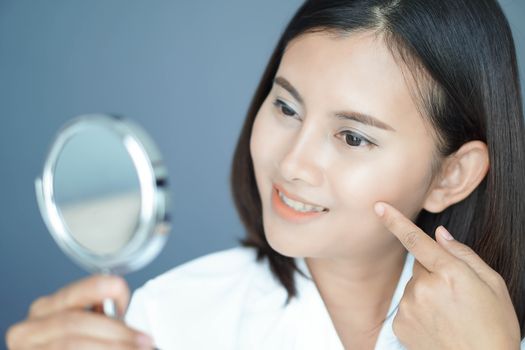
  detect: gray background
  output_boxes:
[0,0,523,345]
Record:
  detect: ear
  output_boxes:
[423,140,489,213]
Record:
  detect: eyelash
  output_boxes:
[272,98,376,149]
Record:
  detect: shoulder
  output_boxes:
[138,245,267,296]
[125,246,288,347]
[126,245,284,318]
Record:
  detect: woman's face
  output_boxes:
[250,31,439,260]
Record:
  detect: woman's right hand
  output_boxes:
[5,275,154,349]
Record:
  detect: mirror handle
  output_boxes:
[103,298,118,319]
[100,271,119,319]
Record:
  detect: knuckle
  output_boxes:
[29,296,49,317]
[450,259,467,275]
[58,311,79,331]
[55,335,78,350]
[454,245,476,260]
[391,315,400,335]
[396,292,411,317]
[437,263,463,290]
[94,275,129,297]
[437,258,459,274]
[403,230,419,250]
[393,299,414,343]
[427,259,440,272]
[392,312,405,339]
[489,272,507,291]
[5,323,23,348]
[495,273,507,288]
[59,286,76,310]
[403,276,415,294]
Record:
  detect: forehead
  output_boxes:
[276,30,431,135]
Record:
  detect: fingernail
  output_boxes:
[374,203,385,217]
[438,226,454,240]
[136,333,153,347]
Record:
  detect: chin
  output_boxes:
[264,226,328,259]
[264,228,305,258]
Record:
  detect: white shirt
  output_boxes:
[125,246,525,349]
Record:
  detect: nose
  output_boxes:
[277,124,325,186]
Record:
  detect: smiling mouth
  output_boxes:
[277,188,329,213]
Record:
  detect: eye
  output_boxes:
[273,99,298,118]
[339,131,375,148]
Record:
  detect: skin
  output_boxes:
[249,30,519,348]
[5,30,520,350]
[250,30,432,347]
[6,275,153,349]
[375,202,521,349]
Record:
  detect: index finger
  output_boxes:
[374,201,450,272]
[29,275,130,320]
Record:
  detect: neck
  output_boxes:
[305,243,407,330]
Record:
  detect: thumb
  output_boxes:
[435,225,492,280]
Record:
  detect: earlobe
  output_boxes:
[423,140,489,213]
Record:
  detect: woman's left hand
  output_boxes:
[374,201,521,350]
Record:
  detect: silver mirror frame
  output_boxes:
[35,114,170,275]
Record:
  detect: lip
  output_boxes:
[271,185,328,223]
[273,184,327,209]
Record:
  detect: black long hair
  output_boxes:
[230,0,525,336]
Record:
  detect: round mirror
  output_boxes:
[35,114,170,316]
[53,125,142,255]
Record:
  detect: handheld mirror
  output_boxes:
[35,114,170,318]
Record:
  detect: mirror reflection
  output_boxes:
[53,125,141,255]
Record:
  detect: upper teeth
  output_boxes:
[278,190,326,213]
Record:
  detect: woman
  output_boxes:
[6,0,525,349]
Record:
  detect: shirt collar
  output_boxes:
[293,252,415,350]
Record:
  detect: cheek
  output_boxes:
[250,102,286,180]
[321,146,433,257]
[250,103,278,193]
[334,144,433,221]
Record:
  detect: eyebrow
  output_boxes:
[273,76,396,132]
